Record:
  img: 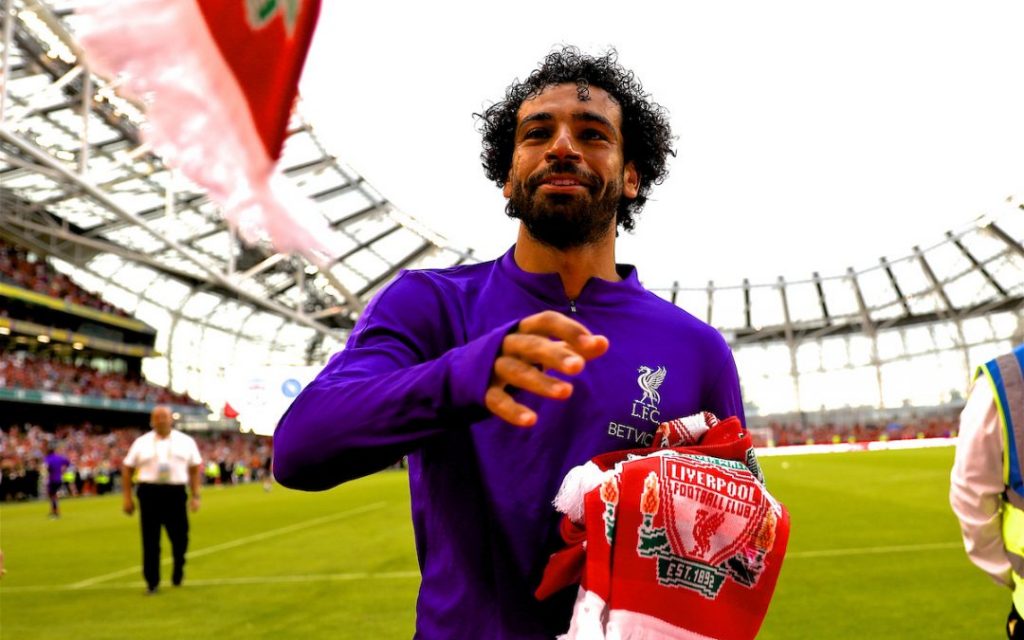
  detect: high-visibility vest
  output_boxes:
[978,344,1024,612]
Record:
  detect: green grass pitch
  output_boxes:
[0,447,1009,638]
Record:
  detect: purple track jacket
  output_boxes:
[274,247,744,639]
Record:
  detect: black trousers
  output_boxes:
[137,483,189,589]
[1010,603,1024,640]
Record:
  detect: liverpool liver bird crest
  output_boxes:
[636,365,667,406]
[691,508,726,557]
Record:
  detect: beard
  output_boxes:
[506,162,622,250]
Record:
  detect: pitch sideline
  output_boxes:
[3,539,964,594]
[65,501,388,589]
[6,569,419,593]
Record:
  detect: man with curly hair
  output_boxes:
[274,46,744,638]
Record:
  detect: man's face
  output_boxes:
[151,407,172,437]
[503,83,639,249]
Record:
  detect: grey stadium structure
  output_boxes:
[2,0,1023,433]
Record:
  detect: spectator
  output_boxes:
[0,240,130,317]
[1,422,273,503]
[43,446,70,518]
[0,350,201,407]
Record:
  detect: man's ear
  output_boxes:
[623,162,640,199]
[503,178,512,198]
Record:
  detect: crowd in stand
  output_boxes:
[750,413,958,447]
[0,350,200,406]
[0,422,273,502]
[3,412,961,499]
[0,411,961,503]
[0,240,130,317]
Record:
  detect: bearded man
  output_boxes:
[274,46,744,638]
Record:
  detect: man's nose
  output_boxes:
[544,127,580,162]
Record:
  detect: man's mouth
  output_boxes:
[536,174,591,192]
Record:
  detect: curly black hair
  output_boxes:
[477,46,674,232]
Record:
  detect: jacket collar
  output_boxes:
[496,245,644,306]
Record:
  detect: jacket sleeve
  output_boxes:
[272,271,516,490]
[704,336,746,427]
[950,380,1013,587]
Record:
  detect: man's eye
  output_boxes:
[523,129,549,140]
[581,129,608,141]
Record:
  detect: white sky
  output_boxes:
[299,1,1024,290]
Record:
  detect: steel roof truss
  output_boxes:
[879,256,912,316]
[913,245,956,316]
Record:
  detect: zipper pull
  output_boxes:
[569,300,577,314]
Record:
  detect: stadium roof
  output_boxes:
[1,0,475,359]
[2,0,1022,410]
[653,207,1024,347]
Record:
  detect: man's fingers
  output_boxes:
[502,334,587,374]
[486,311,610,427]
[576,334,610,360]
[485,386,537,427]
[494,356,573,400]
[517,310,609,360]
[518,310,590,343]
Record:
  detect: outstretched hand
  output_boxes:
[486,310,609,427]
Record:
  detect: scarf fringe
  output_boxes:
[553,461,611,523]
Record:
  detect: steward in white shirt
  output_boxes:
[122,405,202,594]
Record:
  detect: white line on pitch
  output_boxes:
[788,541,961,559]
[67,501,387,589]
[3,570,420,594]
[5,544,966,592]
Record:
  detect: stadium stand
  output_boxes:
[0,238,129,317]
[0,237,202,402]
[748,412,958,448]
[0,422,272,502]
[0,349,197,405]
[1,1,1022,492]
[0,234,212,502]
[2,5,1022,640]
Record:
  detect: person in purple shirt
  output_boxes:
[43,446,71,519]
[274,46,745,639]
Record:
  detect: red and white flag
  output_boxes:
[76,0,341,260]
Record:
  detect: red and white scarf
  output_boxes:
[537,413,790,640]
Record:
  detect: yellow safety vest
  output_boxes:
[979,344,1024,612]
